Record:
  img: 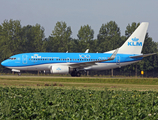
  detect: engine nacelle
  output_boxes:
[12,69,20,72]
[50,66,70,74]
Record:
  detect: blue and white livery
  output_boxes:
[1,22,156,76]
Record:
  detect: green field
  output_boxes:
[1,75,158,91]
[1,76,158,119]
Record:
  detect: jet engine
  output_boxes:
[50,66,71,74]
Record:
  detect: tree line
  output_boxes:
[0,19,158,76]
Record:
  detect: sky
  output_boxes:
[0,0,158,42]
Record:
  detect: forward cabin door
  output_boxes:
[66,57,70,63]
[22,55,27,64]
[116,56,120,65]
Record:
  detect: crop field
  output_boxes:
[1,76,158,119]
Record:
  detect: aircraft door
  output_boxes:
[22,55,27,64]
[66,57,70,63]
[116,56,120,65]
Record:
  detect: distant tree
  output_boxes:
[97,21,121,53]
[51,21,72,52]
[77,25,94,52]
[21,24,45,52]
[0,19,23,59]
[42,37,54,52]
[125,22,140,38]
[68,39,80,52]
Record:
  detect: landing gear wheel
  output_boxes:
[76,72,81,77]
[71,71,76,77]
[71,71,81,77]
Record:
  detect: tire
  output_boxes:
[71,71,81,77]
[76,72,81,77]
[71,71,76,77]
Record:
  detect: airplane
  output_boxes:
[1,22,156,77]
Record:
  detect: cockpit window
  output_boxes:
[8,58,16,60]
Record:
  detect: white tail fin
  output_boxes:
[118,22,149,54]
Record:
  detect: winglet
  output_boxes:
[109,48,119,60]
[85,49,89,53]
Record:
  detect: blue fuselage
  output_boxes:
[1,52,142,71]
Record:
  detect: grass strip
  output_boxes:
[0,76,158,85]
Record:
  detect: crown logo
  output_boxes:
[132,37,139,41]
[56,67,61,70]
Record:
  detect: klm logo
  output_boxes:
[31,54,41,58]
[56,67,61,71]
[128,37,142,46]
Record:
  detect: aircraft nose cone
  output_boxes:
[1,61,5,66]
[1,60,7,66]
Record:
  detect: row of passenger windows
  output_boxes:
[29,58,106,61]
[29,59,53,60]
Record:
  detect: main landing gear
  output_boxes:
[71,71,81,77]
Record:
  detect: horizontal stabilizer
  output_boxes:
[130,53,156,58]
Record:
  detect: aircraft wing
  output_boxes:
[69,48,119,68]
[130,53,156,58]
